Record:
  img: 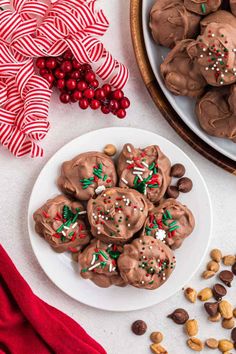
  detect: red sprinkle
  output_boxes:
[42,210,50,218]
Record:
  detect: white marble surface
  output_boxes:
[1,1,236,353]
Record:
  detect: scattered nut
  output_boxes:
[202,270,215,279]
[150,332,163,344]
[219,300,233,319]
[231,327,236,342]
[197,288,213,301]
[212,283,227,301]
[150,343,168,354]
[219,270,234,287]
[103,144,117,156]
[218,339,233,352]
[167,308,189,324]
[208,313,222,322]
[204,302,219,317]
[166,185,179,199]
[231,262,236,275]
[177,177,193,193]
[222,317,235,329]
[207,260,220,272]
[210,249,222,263]
[184,287,197,303]
[223,255,235,266]
[185,319,198,337]
[131,320,147,335]
[170,163,185,178]
[233,308,236,317]
[187,337,204,351]
[205,338,219,349]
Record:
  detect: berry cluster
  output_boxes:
[36,50,130,118]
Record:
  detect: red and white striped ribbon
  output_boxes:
[0,0,129,158]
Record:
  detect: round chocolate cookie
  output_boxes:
[87,187,153,245]
[188,11,236,86]
[196,85,236,142]
[118,236,176,290]
[78,239,126,288]
[160,40,207,97]
[33,195,91,253]
[117,144,171,204]
[149,0,201,48]
[141,198,195,250]
[57,151,117,201]
[184,0,221,15]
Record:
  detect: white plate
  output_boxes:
[28,127,212,312]
[142,0,236,162]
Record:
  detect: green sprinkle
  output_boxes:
[81,268,88,273]
[148,184,159,188]
[61,235,66,242]
[169,225,180,232]
[148,162,155,170]
[56,224,64,233]
[201,3,206,13]
[166,210,172,219]
[149,280,154,285]
[133,175,139,185]
[99,250,108,260]
[103,174,108,181]
[69,232,74,237]
[169,220,177,227]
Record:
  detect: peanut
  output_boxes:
[207,260,220,272]
[197,288,213,301]
[184,287,197,303]
[222,317,235,329]
[208,313,221,322]
[150,332,163,344]
[103,144,117,156]
[210,249,222,262]
[205,338,219,349]
[218,339,233,352]
[202,270,215,279]
[150,343,168,354]
[187,337,204,351]
[185,319,198,337]
[223,255,235,266]
[233,308,236,318]
[219,301,233,319]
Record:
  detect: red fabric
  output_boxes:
[0,245,107,354]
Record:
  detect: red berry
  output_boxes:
[90,80,99,88]
[85,71,96,83]
[82,64,92,71]
[60,60,73,73]
[101,105,110,114]
[63,50,73,60]
[116,108,126,119]
[57,79,65,90]
[39,68,49,76]
[46,57,57,70]
[54,68,65,79]
[77,81,88,91]
[72,90,82,101]
[79,98,89,110]
[83,88,95,99]
[109,99,119,111]
[90,99,101,110]
[120,97,130,109]
[70,70,81,80]
[43,73,54,84]
[112,89,124,101]
[95,88,105,100]
[102,84,112,96]
[60,92,70,103]
[66,79,77,91]
[36,57,46,69]
[72,59,81,70]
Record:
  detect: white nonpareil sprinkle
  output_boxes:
[95,185,106,195]
[126,160,133,164]
[205,67,209,71]
[62,231,66,236]
[141,161,149,168]
[138,175,143,181]
[127,223,131,227]
[112,267,116,272]
[133,167,145,172]
[127,145,131,152]
[141,281,145,285]
[132,171,143,175]
[109,263,113,272]
[88,262,101,271]
[63,226,69,230]
[91,254,96,266]
[72,222,78,229]
[121,177,128,184]
[156,229,167,241]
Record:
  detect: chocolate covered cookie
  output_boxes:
[87,187,152,245]
[118,236,176,290]
[142,198,195,250]
[196,85,236,142]
[117,144,171,204]
[58,151,117,201]
[160,40,207,97]
[33,195,91,253]
[149,0,200,48]
[184,0,221,15]
[78,239,126,288]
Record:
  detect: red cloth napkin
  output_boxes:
[0,244,107,354]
